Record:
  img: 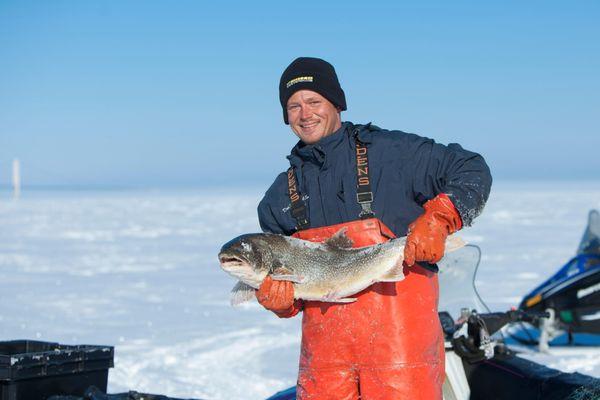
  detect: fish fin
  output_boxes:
[272,263,303,282]
[271,274,304,283]
[318,297,357,303]
[445,235,466,253]
[378,262,406,282]
[230,281,256,306]
[325,227,354,249]
[317,290,358,303]
[272,264,293,275]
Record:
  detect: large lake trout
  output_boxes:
[218,228,463,305]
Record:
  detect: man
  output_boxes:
[257,57,492,400]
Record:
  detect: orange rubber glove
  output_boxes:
[404,193,463,266]
[256,276,302,318]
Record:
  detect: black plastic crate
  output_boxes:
[49,386,206,400]
[0,340,114,400]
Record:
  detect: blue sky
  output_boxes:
[1,1,598,188]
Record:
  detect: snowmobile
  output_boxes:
[267,243,600,400]
[517,210,600,351]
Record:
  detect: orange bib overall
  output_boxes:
[292,218,444,400]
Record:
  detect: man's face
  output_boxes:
[286,90,342,145]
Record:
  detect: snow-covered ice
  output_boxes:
[1,182,600,399]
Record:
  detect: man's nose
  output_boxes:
[300,105,312,119]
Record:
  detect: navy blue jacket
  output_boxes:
[258,122,492,236]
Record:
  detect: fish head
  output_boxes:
[218,233,274,288]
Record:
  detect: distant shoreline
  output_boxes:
[1,180,600,193]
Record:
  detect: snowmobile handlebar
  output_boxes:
[440,309,550,338]
[445,309,550,363]
[477,309,550,336]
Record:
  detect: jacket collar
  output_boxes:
[286,121,376,170]
[287,122,353,169]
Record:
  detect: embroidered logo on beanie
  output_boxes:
[286,76,314,88]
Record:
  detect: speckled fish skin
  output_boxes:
[218,230,407,303]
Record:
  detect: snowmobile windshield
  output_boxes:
[577,210,600,256]
[438,244,487,320]
[520,209,600,310]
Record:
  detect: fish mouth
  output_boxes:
[218,254,265,288]
[218,254,254,276]
[219,255,246,268]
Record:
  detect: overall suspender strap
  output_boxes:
[287,125,376,231]
[354,129,375,219]
[287,167,310,230]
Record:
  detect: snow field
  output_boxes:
[0,182,599,398]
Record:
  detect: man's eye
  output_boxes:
[309,101,320,106]
[288,105,300,111]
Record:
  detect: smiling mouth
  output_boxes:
[300,121,319,129]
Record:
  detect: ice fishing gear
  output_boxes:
[255,275,300,318]
[291,218,445,400]
[444,309,549,363]
[0,340,113,399]
[518,210,600,350]
[267,244,600,400]
[404,193,463,266]
[286,125,375,229]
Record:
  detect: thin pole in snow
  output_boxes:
[12,158,21,199]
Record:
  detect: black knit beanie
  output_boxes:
[279,57,347,124]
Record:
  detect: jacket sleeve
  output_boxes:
[258,197,286,234]
[257,172,288,234]
[399,133,492,227]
